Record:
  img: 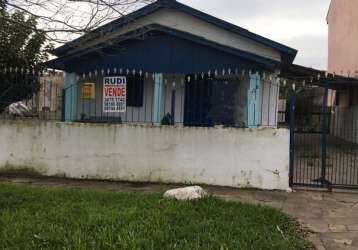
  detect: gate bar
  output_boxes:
[289,93,296,187]
[313,86,332,190]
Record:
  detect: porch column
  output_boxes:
[247,72,261,128]
[64,72,78,122]
[152,73,163,126]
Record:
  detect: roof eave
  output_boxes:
[52,2,165,57]
[280,64,358,89]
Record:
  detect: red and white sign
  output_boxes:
[103,76,126,113]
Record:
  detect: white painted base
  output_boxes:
[0,121,290,190]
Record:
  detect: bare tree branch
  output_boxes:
[4,0,156,44]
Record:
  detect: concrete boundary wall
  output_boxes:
[0,121,290,190]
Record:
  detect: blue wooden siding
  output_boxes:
[64,72,78,121]
[153,73,163,126]
[62,34,267,75]
[247,73,261,128]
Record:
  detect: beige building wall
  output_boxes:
[327,0,358,77]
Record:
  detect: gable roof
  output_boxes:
[46,24,280,72]
[53,0,297,64]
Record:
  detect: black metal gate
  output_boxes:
[289,85,358,190]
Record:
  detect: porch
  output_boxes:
[63,71,280,128]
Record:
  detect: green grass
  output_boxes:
[0,183,309,250]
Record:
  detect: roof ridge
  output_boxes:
[156,0,176,4]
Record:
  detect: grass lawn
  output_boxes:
[0,183,310,250]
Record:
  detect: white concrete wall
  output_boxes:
[0,121,290,190]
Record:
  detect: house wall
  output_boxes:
[336,88,358,108]
[328,0,358,76]
[161,75,186,124]
[234,75,249,127]
[337,90,350,108]
[66,33,265,75]
[70,8,281,63]
[331,105,358,144]
[0,120,290,190]
[330,88,358,144]
[74,73,278,127]
[76,75,185,124]
[259,78,280,127]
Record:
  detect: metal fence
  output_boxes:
[290,85,358,190]
[1,70,281,128]
[0,70,64,121]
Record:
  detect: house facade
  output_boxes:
[47,0,297,129]
[4,0,358,191]
[1,0,306,191]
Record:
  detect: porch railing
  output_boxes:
[0,70,281,128]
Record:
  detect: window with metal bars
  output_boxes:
[126,75,144,107]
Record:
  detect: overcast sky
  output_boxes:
[179,0,331,70]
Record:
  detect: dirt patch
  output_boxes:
[0,165,46,178]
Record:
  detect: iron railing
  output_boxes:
[0,70,64,121]
[1,70,282,128]
[289,85,358,190]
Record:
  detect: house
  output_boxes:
[4,0,358,191]
[46,0,297,128]
[9,0,349,191]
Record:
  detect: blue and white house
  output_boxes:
[0,0,305,191]
[47,0,297,128]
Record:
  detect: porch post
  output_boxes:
[289,92,296,187]
[321,86,329,188]
[152,73,163,126]
[64,72,78,122]
[247,72,261,128]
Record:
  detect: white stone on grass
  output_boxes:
[163,186,208,201]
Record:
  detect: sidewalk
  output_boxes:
[1,175,357,250]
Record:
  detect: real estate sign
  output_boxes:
[81,82,95,100]
[103,76,127,113]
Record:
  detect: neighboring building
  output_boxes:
[46,0,297,128]
[327,0,358,76]
[327,0,358,142]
